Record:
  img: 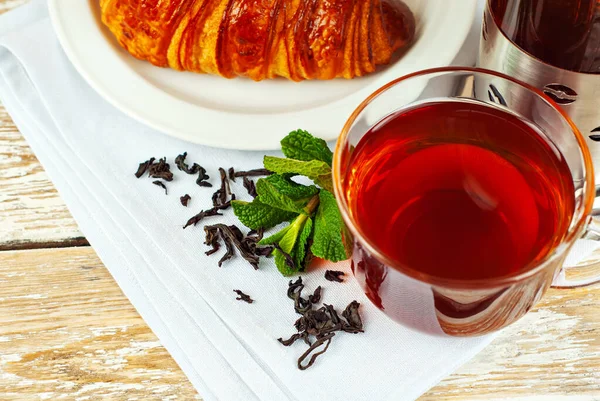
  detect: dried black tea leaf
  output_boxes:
[342,301,363,332]
[212,168,232,208]
[232,168,273,179]
[197,180,213,188]
[309,286,322,304]
[148,157,174,181]
[175,152,202,175]
[135,157,155,178]
[287,277,304,301]
[180,194,191,207]
[325,270,345,283]
[243,177,258,198]
[234,290,254,304]
[196,166,212,187]
[152,180,168,195]
[184,208,223,228]
[228,167,236,181]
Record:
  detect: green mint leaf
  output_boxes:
[262,174,320,199]
[311,190,350,262]
[256,174,319,214]
[281,129,333,166]
[259,225,291,246]
[232,199,297,230]
[273,214,309,275]
[294,217,314,271]
[263,156,334,193]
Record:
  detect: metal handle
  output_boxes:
[553,192,600,288]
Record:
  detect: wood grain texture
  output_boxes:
[421,284,600,400]
[0,103,85,249]
[0,247,201,401]
[0,0,79,250]
[0,0,26,15]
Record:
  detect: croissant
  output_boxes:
[100,0,415,81]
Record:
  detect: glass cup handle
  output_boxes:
[553,194,600,288]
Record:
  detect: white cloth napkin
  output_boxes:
[3,1,587,400]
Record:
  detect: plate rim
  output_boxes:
[48,0,477,150]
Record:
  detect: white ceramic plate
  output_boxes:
[49,0,477,150]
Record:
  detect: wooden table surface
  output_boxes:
[1,1,599,400]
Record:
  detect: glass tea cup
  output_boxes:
[333,67,600,337]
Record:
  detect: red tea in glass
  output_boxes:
[345,100,575,282]
[333,68,598,336]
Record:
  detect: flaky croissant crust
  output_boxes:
[100,0,415,81]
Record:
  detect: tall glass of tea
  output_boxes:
[480,0,600,182]
[333,67,600,336]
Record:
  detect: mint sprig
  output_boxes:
[233,129,351,276]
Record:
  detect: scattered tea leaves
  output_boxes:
[132,139,365,372]
[278,278,363,370]
[134,131,351,279]
[233,290,254,304]
[153,180,168,195]
[185,169,235,228]
[135,157,173,193]
[325,270,345,283]
[180,194,191,207]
